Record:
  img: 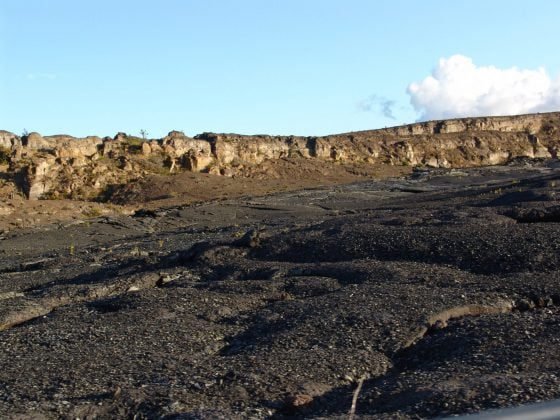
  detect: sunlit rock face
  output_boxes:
[2,112,559,199]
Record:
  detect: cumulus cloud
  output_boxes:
[358,95,396,119]
[407,55,560,121]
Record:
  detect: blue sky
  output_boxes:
[1,0,559,138]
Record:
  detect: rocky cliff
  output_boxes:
[1,112,559,200]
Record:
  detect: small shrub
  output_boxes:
[82,207,102,218]
[122,136,144,154]
[0,147,11,165]
[541,120,556,135]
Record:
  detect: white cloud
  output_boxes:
[407,55,560,121]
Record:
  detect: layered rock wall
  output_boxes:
[1,112,559,199]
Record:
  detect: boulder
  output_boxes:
[23,132,49,150]
[0,131,20,149]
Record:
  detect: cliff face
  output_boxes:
[1,112,559,200]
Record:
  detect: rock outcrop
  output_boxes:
[1,112,559,200]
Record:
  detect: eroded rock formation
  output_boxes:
[1,112,559,200]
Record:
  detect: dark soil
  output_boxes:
[1,159,560,419]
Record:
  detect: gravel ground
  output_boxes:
[0,159,559,419]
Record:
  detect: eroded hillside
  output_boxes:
[0,112,558,202]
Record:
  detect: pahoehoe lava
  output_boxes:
[0,159,560,418]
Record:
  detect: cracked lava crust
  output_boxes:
[1,159,560,419]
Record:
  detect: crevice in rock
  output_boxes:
[0,271,179,331]
[503,206,560,223]
[0,257,57,274]
[401,294,559,351]
[402,300,514,349]
[300,295,560,418]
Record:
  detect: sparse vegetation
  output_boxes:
[541,120,557,135]
[41,190,68,200]
[124,136,145,154]
[0,147,11,165]
[82,207,102,218]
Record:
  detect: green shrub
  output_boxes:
[125,136,144,154]
[0,147,11,165]
[82,207,103,218]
